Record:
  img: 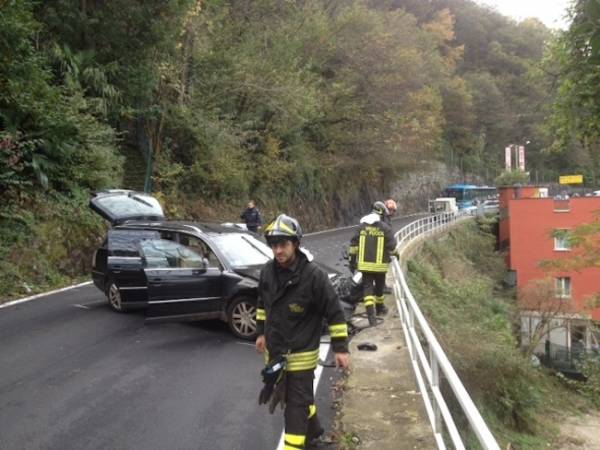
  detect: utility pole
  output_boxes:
[144,140,154,193]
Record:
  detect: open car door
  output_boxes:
[142,239,224,323]
[107,229,160,304]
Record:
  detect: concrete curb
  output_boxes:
[337,306,436,449]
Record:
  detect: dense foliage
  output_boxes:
[0,0,595,297]
[2,1,560,202]
[543,0,600,185]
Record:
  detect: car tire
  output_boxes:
[106,281,126,312]
[227,296,257,340]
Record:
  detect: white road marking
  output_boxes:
[0,281,93,309]
[275,342,331,450]
[73,300,105,309]
[235,341,256,347]
[73,304,90,309]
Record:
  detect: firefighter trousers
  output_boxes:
[283,370,322,450]
[362,271,386,308]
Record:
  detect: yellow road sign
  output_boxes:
[559,175,583,185]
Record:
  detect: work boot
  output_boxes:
[307,415,325,442]
[366,305,377,327]
[306,435,334,448]
[376,304,388,316]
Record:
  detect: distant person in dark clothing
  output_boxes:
[240,200,262,232]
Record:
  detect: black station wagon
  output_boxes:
[90,190,275,339]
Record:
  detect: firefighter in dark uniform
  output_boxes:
[349,201,398,326]
[255,214,350,450]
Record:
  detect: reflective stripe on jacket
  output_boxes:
[349,214,397,273]
[256,251,348,371]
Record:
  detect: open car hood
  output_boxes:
[90,190,165,226]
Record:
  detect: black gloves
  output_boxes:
[258,378,275,405]
[259,355,287,413]
[268,371,287,414]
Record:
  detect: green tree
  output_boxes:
[1,1,122,196]
[543,0,600,185]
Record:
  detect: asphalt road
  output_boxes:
[0,214,423,450]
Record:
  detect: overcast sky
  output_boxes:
[475,0,573,29]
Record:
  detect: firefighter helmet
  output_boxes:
[264,214,303,243]
[372,201,389,216]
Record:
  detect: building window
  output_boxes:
[553,198,570,212]
[555,277,572,298]
[553,229,571,251]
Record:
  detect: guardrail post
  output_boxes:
[409,308,418,364]
[430,346,442,435]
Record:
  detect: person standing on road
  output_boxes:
[382,199,398,294]
[349,201,398,326]
[255,214,351,450]
[383,199,398,226]
[240,200,263,232]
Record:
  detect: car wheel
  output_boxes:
[106,281,125,312]
[227,296,257,340]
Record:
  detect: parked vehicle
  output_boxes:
[428,197,458,214]
[89,190,361,340]
[481,198,499,212]
[443,184,497,210]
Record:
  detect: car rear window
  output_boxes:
[108,230,160,257]
[96,194,163,217]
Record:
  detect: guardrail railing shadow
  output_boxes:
[392,213,500,450]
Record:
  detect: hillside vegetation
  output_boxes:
[1,0,599,299]
[407,218,596,448]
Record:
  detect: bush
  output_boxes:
[495,170,530,186]
[0,190,106,300]
[576,355,600,407]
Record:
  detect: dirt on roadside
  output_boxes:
[555,412,600,450]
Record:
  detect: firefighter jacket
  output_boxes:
[256,250,349,372]
[349,213,398,273]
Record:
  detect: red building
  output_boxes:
[499,186,600,353]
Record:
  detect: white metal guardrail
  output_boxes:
[392,213,501,450]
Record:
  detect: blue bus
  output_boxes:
[443,184,497,210]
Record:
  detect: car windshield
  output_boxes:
[211,233,272,268]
